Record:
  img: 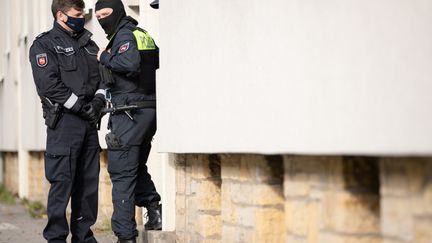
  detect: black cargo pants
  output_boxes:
[107,107,161,240]
[43,113,100,243]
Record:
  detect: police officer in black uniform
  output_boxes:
[29,0,104,242]
[94,0,161,242]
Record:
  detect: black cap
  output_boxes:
[150,0,158,9]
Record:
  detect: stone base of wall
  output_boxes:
[2,150,143,229]
[4,152,19,195]
[28,152,49,203]
[175,155,432,243]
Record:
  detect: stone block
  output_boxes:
[28,152,46,203]
[196,214,221,238]
[141,230,176,243]
[190,155,211,180]
[342,157,380,194]
[410,184,432,217]
[198,239,221,243]
[380,158,411,197]
[185,195,198,235]
[326,157,345,190]
[221,183,236,224]
[229,182,253,205]
[221,154,250,182]
[413,218,432,243]
[221,225,237,243]
[176,193,186,213]
[222,225,255,243]
[175,194,186,230]
[423,182,432,215]
[185,163,192,196]
[196,180,221,211]
[4,152,19,195]
[316,232,344,243]
[254,207,285,243]
[256,155,284,183]
[381,196,413,241]
[176,164,186,195]
[324,191,380,234]
[236,206,255,228]
[284,176,311,198]
[306,201,320,243]
[285,200,319,237]
[175,231,186,243]
[285,235,307,243]
[284,156,339,191]
[136,206,143,225]
[318,233,381,243]
[253,184,284,206]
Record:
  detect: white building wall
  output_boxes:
[0,0,19,151]
[158,0,432,155]
[21,0,52,151]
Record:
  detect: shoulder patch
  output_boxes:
[118,42,130,54]
[36,53,48,67]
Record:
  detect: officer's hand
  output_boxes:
[91,97,105,118]
[81,103,98,124]
[81,98,104,125]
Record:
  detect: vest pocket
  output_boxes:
[58,51,77,71]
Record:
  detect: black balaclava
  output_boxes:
[95,0,126,38]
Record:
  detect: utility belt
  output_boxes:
[104,90,155,114]
[42,95,98,129]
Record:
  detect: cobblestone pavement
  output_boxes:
[0,202,117,243]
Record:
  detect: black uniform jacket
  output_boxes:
[99,16,157,101]
[29,22,104,112]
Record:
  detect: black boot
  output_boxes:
[144,202,162,230]
[117,238,136,243]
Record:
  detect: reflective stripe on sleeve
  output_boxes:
[64,93,78,109]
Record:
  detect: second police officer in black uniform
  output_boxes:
[94,0,162,242]
[29,0,104,242]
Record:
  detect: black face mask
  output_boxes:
[63,13,85,32]
[95,0,126,38]
[98,14,119,38]
[97,9,126,39]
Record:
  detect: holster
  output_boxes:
[44,102,62,129]
[99,63,115,87]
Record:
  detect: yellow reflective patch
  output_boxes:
[133,30,156,50]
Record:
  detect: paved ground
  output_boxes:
[0,202,117,243]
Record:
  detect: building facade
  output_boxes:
[158,0,432,242]
[1,0,432,242]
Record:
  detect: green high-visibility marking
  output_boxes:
[133,30,156,50]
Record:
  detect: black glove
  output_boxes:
[69,99,85,114]
[81,96,105,124]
